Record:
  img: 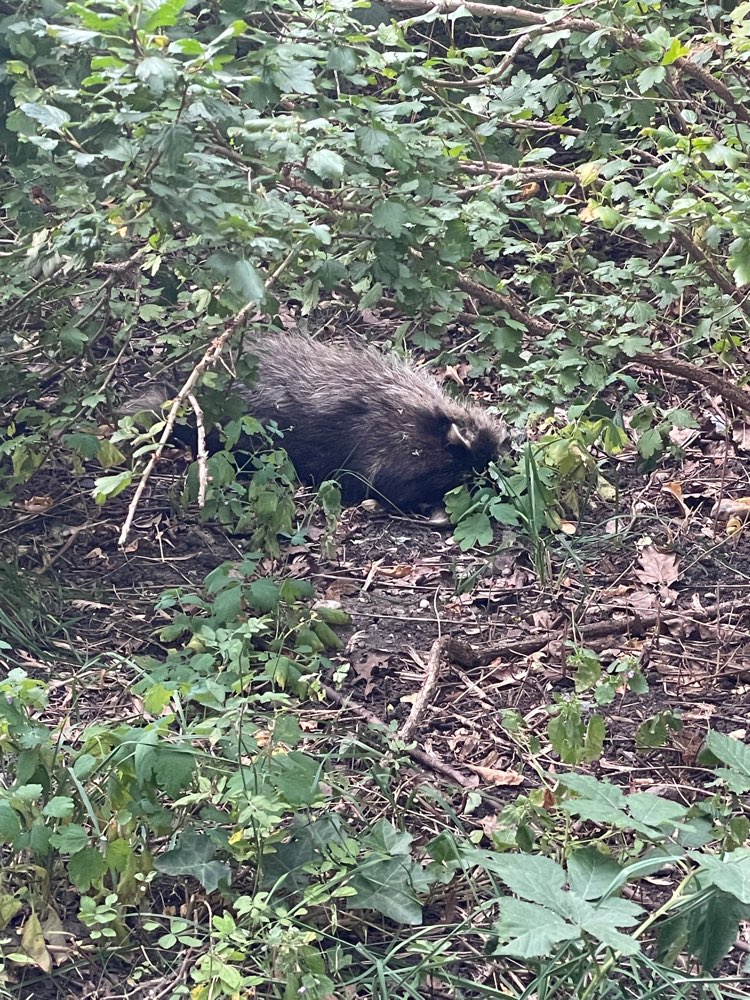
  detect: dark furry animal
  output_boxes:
[127,335,508,511]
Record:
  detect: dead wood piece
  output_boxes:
[473,596,748,664]
[632,353,750,417]
[400,636,450,741]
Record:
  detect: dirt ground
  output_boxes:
[4,410,750,789]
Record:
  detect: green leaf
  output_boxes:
[135,55,177,97]
[636,65,666,93]
[372,201,407,237]
[97,439,126,469]
[307,149,345,182]
[695,849,750,904]
[143,0,188,30]
[49,27,101,44]
[729,238,750,287]
[19,102,70,133]
[68,847,108,891]
[703,730,750,792]
[155,829,231,892]
[491,898,579,957]
[662,38,691,65]
[92,471,132,504]
[153,748,195,798]
[348,859,423,925]
[567,847,626,900]
[485,853,567,905]
[0,803,22,843]
[687,890,746,970]
[453,512,493,550]
[636,427,664,460]
[228,259,266,303]
[50,824,89,855]
[42,797,75,819]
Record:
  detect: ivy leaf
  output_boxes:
[155,829,231,892]
[348,859,423,925]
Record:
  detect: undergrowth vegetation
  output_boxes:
[2,0,750,996]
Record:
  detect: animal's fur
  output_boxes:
[125,334,508,511]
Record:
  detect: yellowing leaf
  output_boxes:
[20,912,52,973]
[575,160,605,187]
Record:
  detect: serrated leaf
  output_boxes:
[468,851,566,904]
[308,149,345,181]
[20,102,70,133]
[491,898,578,957]
[695,849,750,904]
[662,37,691,65]
[372,200,407,237]
[92,471,132,504]
[49,27,100,43]
[636,65,666,93]
[626,792,687,828]
[568,847,626,900]
[42,796,75,819]
[50,824,89,855]
[705,730,750,790]
[68,847,108,891]
[637,427,664,459]
[135,55,177,97]
[143,0,188,30]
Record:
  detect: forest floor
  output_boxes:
[3,369,750,996]
[5,373,750,799]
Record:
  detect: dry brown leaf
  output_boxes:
[711,497,750,521]
[376,564,414,579]
[40,908,70,967]
[18,495,54,514]
[465,764,524,787]
[732,421,750,452]
[635,546,680,587]
[662,482,690,518]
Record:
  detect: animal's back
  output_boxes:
[237,334,506,510]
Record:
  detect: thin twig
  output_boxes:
[187,391,208,507]
[400,636,449,741]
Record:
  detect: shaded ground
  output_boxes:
[5,414,750,776]
[4,375,750,997]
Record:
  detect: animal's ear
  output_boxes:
[446,422,475,450]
